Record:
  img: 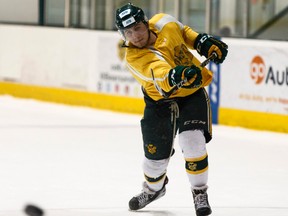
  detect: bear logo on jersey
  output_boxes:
[174,44,194,66]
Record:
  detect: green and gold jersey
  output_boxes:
[125,13,213,101]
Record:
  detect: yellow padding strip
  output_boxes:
[219,108,288,133]
[186,153,208,162]
[0,82,144,114]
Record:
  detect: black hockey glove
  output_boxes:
[168,65,202,89]
[194,33,228,64]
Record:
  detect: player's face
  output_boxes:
[123,22,149,48]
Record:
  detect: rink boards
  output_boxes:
[0,25,287,132]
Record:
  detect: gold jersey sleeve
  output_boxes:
[125,13,213,101]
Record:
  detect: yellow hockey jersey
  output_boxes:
[125,13,213,101]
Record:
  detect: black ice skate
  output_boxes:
[192,185,212,216]
[129,177,168,211]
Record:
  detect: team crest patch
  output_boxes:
[185,155,208,174]
[147,144,157,154]
[174,44,194,66]
[187,162,197,171]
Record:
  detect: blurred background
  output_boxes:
[0,0,287,40]
[0,0,287,133]
[0,2,287,215]
[0,0,288,216]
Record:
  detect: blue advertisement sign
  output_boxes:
[208,62,220,124]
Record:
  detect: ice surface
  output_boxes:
[0,95,287,216]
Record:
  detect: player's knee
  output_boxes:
[179,130,207,158]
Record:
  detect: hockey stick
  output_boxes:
[151,52,217,99]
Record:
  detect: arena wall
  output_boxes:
[0,25,287,132]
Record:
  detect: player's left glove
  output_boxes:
[168,65,202,89]
[194,33,228,64]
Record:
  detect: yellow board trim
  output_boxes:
[219,107,288,133]
[0,82,144,114]
[1,82,287,133]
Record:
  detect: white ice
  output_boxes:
[0,95,287,216]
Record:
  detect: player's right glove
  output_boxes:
[194,33,228,64]
[168,65,202,89]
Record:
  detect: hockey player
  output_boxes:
[115,3,228,216]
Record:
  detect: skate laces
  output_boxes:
[136,192,150,206]
[134,183,156,206]
[194,193,209,209]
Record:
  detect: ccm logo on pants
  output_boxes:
[184,120,206,125]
